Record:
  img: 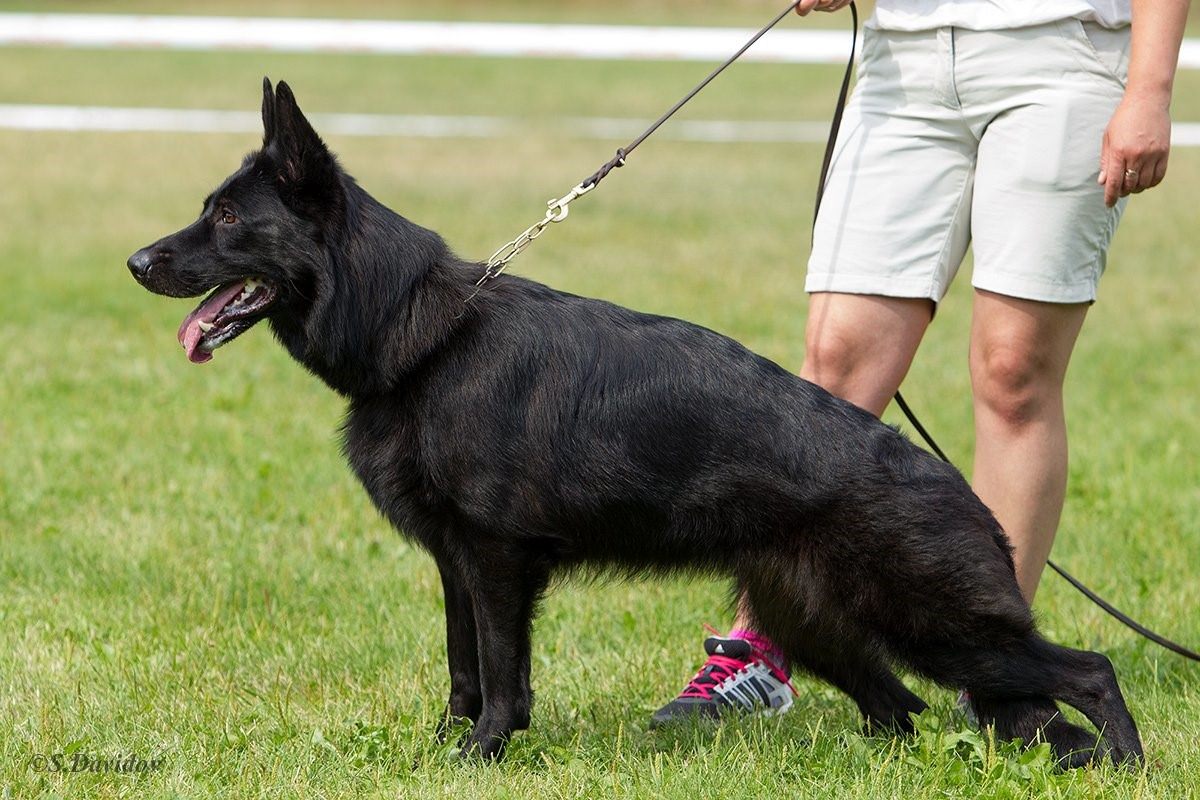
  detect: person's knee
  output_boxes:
[970,342,1060,429]
[801,294,932,414]
[802,327,864,397]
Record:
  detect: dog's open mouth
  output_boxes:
[177,278,277,363]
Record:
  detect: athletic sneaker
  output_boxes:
[650,634,795,728]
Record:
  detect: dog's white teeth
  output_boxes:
[242,278,260,295]
[197,320,215,333]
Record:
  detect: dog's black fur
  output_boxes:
[129,79,1143,766]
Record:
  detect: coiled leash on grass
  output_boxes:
[476,0,1200,663]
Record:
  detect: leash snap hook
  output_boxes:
[545,201,570,223]
[545,181,594,223]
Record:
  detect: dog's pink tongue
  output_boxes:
[181,327,213,364]
[177,281,245,364]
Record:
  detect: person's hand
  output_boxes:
[1097,90,1172,208]
[794,0,854,16]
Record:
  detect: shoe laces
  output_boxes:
[678,625,795,700]
[679,652,755,700]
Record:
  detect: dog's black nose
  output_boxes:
[127,248,157,280]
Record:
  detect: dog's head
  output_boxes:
[128,78,341,363]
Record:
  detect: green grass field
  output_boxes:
[2,3,1199,798]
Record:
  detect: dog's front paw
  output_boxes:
[446,689,482,722]
[435,709,475,745]
[457,729,510,762]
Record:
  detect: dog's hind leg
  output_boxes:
[843,504,1144,765]
[741,577,928,734]
[1000,641,1142,766]
[910,636,1143,765]
[456,545,551,761]
[970,694,1109,768]
[435,558,482,737]
[813,653,929,736]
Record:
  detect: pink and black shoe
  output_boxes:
[650,631,795,727]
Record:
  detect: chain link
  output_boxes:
[473,182,595,289]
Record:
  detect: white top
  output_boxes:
[870,1,1132,31]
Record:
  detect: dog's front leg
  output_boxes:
[458,550,549,761]
[436,558,482,739]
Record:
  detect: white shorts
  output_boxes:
[806,20,1131,304]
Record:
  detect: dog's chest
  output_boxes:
[341,400,444,540]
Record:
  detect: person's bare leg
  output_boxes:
[969,290,1088,602]
[732,292,934,629]
[799,293,935,414]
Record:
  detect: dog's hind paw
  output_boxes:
[1040,718,1110,769]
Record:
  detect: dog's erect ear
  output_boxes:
[272,81,331,179]
[266,80,343,219]
[261,76,276,145]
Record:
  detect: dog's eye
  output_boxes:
[220,210,237,225]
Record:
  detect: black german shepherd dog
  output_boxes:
[128,79,1142,766]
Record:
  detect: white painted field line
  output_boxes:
[0,13,858,64]
[0,104,831,143]
[4,104,1200,147]
[3,13,1198,68]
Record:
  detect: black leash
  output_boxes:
[813,2,858,227]
[812,63,1200,665]
[578,0,829,194]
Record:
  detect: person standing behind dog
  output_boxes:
[652,0,1191,726]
